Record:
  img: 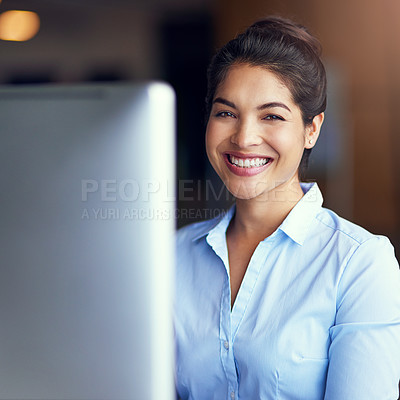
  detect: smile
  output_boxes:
[229,155,270,168]
[224,153,273,177]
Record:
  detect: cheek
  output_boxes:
[205,125,218,166]
[205,123,221,156]
[205,126,212,155]
[272,131,306,158]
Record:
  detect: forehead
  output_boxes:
[215,64,295,106]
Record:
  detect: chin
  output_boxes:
[223,181,267,201]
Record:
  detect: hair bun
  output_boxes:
[248,16,322,57]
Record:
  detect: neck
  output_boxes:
[228,180,304,241]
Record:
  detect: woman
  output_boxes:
[175,16,400,399]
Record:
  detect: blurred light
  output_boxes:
[0,10,40,42]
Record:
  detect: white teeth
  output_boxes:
[230,155,269,168]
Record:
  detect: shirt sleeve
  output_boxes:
[324,236,400,400]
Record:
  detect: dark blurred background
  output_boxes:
[1,0,400,255]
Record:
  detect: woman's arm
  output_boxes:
[324,236,400,399]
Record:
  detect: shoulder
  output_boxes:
[176,216,220,248]
[311,207,399,285]
[316,207,400,307]
[175,217,225,290]
[315,207,378,246]
[313,207,399,265]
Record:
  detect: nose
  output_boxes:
[230,119,263,148]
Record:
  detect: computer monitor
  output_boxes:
[0,82,175,400]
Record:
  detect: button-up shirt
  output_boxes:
[175,183,400,399]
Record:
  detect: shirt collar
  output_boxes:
[191,182,323,245]
[191,205,235,242]
[278,182,323,245]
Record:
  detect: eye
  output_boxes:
[215,111,236,118]
[263,114,284,121]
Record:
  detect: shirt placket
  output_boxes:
[221,240,273,400]
[206,229,239,399]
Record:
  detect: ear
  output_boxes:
[304,113,324,149]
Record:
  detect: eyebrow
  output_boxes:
[213,97,291,113]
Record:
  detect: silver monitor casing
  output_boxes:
[0,82,175,400]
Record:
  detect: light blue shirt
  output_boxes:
[174,183,400,400]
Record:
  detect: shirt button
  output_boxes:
[230,391,235,399]
[224,341,229,350]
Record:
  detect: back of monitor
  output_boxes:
[0,82,175,400]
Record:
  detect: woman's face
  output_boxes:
[205,64,320,201]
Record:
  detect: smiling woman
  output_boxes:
[174,16,400,400]
[206,65,323,202]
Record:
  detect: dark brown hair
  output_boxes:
[205,16,327,179]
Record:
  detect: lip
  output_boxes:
[223,152,273,177]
